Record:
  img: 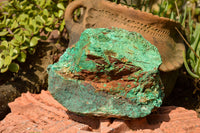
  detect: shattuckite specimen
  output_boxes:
[65,0,186,96]
[48,28,164,118]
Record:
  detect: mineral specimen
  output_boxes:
[65,0,186,97]
[48,28,164,118]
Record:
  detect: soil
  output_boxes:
[0,30,68,120]
[163,69,200,117]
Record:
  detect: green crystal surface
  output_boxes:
[48,28,164,118]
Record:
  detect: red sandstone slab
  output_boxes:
[0,91,200,133]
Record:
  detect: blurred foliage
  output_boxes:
[109,0,200,20]
[0,0,69,73]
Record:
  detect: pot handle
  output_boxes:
[65,0,86,31]
[65,0,88,46]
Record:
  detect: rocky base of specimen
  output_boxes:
[48,28,164,118]
[0,91,200,133]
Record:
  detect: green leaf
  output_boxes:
[10,39,20,47]
[4,55,12,65]
[25,25,34,33]
[0,23,6,28]
[30,19,37,33]
[9,45,14,57]
[14,34,22,42]
[20,45,29,50]
[18,13,29,23]
[57,3,65,10]
[181,6,187,27]
[18,14,25,21]
[0,58,3,68]
[2,15,7,25]
[45,27,53,32]
[0,66,8,73]
[59,19,65,32]
[58,10,64,18]
[21,34,26,43]
[43,9,49,17]
[1,40,8,47]
[39,0,46,8]
[24,30,31,36]
[17,51,26,62]
[11,20,18,29]
[28,47,36,55]
[45,0,51,7]
[170,11,175,20]
[30,36,40,47]
[5,19,11,26]
[35,15,45,24]
[13,28,22,34]
[20,0,27,5]
[8,63,19,72]
[0,45,6,50]
[33,27,40,35]
[45,15,55,26]
[12,47,20,59]
[0,31,8,36]
[194,58,200,75]
[183,51,199,78]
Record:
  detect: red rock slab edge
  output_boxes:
[0,90,200,133]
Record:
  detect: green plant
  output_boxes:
[150,0,200,92]
[170,1,200,85]
[180,11,200,93]
[178,6,200,79]
[155,0,200,92]
[183,23,200,79]
[0,0,69,73]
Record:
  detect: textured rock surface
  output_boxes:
[48,28,164,118]
[0,91,200,133]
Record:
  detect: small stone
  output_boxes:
[48,28,164,118]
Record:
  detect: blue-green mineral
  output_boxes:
[48,28,164,118]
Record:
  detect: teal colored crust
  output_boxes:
[53,28,161,73]
[48,28,164,118]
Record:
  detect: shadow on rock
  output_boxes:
[126,107,172,130]
[66,106,173,131]
[67,111,100,129]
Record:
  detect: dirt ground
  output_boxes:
[163,69,200,117]
[0,29,68,120]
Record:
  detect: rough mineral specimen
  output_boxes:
[48,28,164,118]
